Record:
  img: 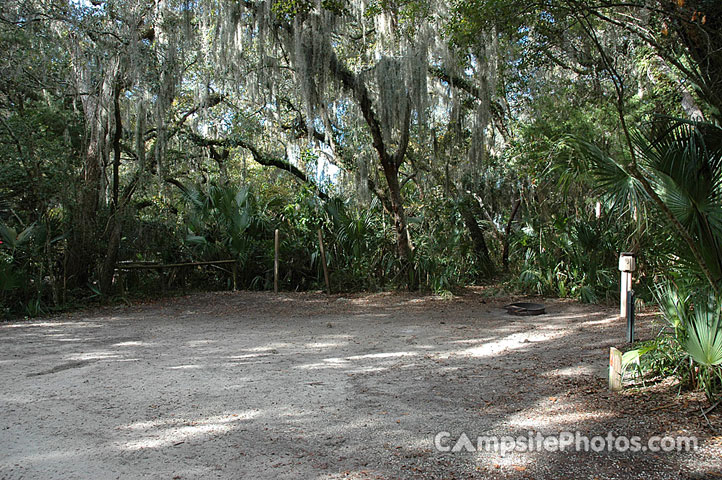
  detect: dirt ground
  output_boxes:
[1,289,720,479]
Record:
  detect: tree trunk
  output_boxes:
[324,46,413,265]
[66,123,103,288]
[65,45,116,289]
[502,198,522,271]
[460,199,494,274]
[99,220,121,295]
[99,81,124,296]
[382,158,411,261]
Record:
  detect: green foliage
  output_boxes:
[631,283,722,401]
[575,119,722,288]
[0,219,62,318]
[410,195,489,294]
[578,119,722,400]
[322,198,391,290]
[512,214,624,302]
[3,0,720,325]
[177,182,275,289]
[685,306,722,366]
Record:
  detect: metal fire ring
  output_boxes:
[504,302,546,316]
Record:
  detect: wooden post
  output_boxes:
[274,229,279,294]
[318,229,330,295]
[609,347,623,391]
[620,270,628,318]
[619,253,636,318]
[232,262,237,291]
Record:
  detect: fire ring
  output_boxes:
[504,302,546,316]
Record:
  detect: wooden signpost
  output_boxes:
[274,229,279,294]
[619,252,636,318]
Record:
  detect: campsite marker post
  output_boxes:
[619,252,635,318]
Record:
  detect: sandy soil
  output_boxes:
[0,289,720,479]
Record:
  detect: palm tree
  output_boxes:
[577,118,722,289]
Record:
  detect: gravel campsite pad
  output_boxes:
[1,290,720,479]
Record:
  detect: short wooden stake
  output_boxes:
[274,229,279,294]
[609,347,623,391]
[318,229,330,295]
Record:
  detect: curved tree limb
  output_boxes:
[182,130,329,201]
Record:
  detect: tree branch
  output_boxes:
[182,130,329,200]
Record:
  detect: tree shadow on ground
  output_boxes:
[0,290,719,479]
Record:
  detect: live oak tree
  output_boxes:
[156,0,504,271]
[5,0,718,305]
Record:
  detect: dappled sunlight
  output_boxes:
[167,364,204,370]
[119,411,259,451]
[532,323,570,331]
[296,360,350,370]
[120,412,257,431]
[1,293,707,479]
[397,326,422,334]
[579,315,620,326]
[1,321,92,329]
[4,448,82,467]
[226,353,274,359]
[346,351,417,361]
[296,350,418,371]
[349,365,389,373]
[305,340,351,349]
[113,341,153,347]
[503,396,617,430]
[545,365,599,377]
[448,337,499,345]
[69,351,123,361]
[322,357,351,364]
[353,312,392,318]
[247,343,292,352]
[317,469,387,480]
[542,312,604,322]
[506,408,616,430]
[456,330,564,358]
[474,449,536,471]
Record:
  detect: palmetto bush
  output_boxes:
[580,118,722,400]
[178,182,275,289]
[512,215,622,303]
[0,219,63,317]
[686,307,722,398]
[628,283,722,401]
[322,197,394,291]
[579,119,722,287]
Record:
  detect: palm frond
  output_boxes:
[685,307,722,367]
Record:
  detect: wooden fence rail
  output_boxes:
[116,260,238,293]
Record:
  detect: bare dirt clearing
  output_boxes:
[1,290,720,479]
